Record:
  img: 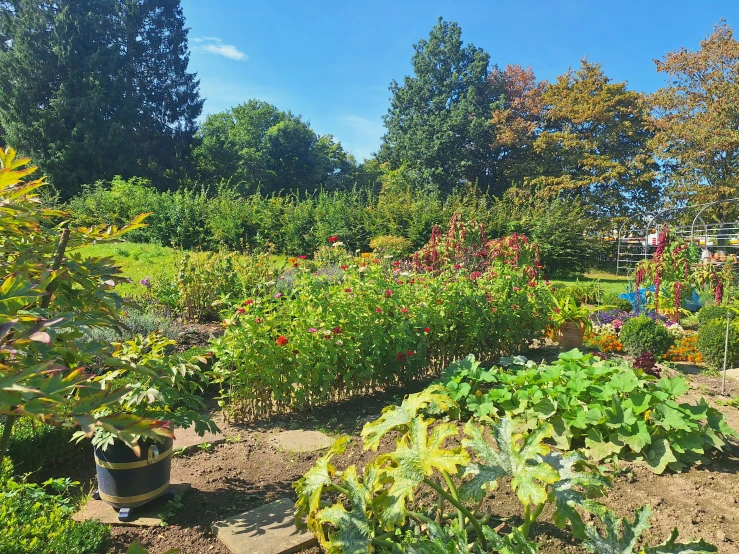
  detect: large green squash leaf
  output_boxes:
[362,385,457,450]
[294,436,350,524]
[460,418,558,507]
[582,506,652,553]
[543,451,610,539]
[643,528,718,553]
[315,466,374,554]
[375,418,469,529]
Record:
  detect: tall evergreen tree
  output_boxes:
[379,18,498,196]
[0,0,201,197]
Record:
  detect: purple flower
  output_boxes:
[274,292,283,299]
[139,277,150,288]
[308,328,317,333]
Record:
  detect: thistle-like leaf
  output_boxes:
[643,528,717,554]
[294,436,350,525]
[461,418,559,507]
[543,451,610,539]
[375,418,468,529]
[314,466,374,554]
[361,385,457,450]
[582,506,652,553]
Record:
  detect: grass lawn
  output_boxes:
[552,270,630,298]
[78,241,177,297]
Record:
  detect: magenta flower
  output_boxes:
[308,328,317,333]
[274,292,283,299]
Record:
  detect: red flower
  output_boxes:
[554,307,561,313]
[385,289,393,297]
[453,264,462,270]
[511,304,519,310]
[276,335,289,346]
[344,288,352,293]
[292,349,299,355]
[513,286,521,291]
[396,352,407,362]
[244,299,254,306]
[376,307,383,314]
[393,261,400,267]
[470,271,482,280]
[237,307,245,314]
[328,235,339,243]
[297,255,307,259]
[424,327,431,333]
[255,317,263,323]
[400,307,409,314]
[332,326,342,335]
[293,262,299,267]
[340,265,349,270]
[406,350,414,357]
[491,307,497,312]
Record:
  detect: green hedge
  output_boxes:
[619,316,674,357]
[698,318,739,370]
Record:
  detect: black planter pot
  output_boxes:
[94,436,173,509]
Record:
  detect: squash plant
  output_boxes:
[0,147,172,460]
[294,386,716,553]
[438,351,736,474]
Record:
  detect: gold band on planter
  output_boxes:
[94,446,172,470]
[97,480,170,505]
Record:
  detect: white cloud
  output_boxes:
[336,114,385,161]
[192,37,247,61]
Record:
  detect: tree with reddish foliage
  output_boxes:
[489,64,546,191]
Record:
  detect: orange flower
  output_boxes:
[276,335,289,346]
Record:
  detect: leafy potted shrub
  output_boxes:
[81,334,218,510]
[549,295,593,348]
[0,148,169,463]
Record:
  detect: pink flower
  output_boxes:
[385,289,393,297]
[376,308,383,314]
[308,328,318,333]
[274,292,283,299]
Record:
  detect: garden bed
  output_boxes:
[57,350,739,554]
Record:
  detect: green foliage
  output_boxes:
[697,318,739,370]
[192,100,357,195]
[437,351,735,473]
[212,242,553,421]
[549,295,594,333]
[369,235,412,257]
[619,316,674,357]
[153,249,281,322]
[3,417,85,474]
[0,458,110,554]
[295,385,716,553]
[0,148,177,459]
[81,333,219,451]
[0,0,201,197]
[696,304,730,325]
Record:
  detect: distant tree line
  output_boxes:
[1,5,738,227]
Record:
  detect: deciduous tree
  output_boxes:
[650,20,739,214]
[529,59,658,221]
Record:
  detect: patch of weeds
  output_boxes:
[198,442,213,452]
[172,447,187,458]
[225,434,241,444]
[717,395,739,408]
[157,495,184,526]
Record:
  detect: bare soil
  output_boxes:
[73,353,739,554]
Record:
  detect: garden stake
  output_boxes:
[722,310,733,395]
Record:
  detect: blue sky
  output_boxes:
[181,0,739,161]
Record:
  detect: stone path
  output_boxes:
[74,483,191,527]
[212,497,317,554]
[174,421,226,453]
[268,429,334,453]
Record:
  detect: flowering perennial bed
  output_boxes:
[212,235,553,421]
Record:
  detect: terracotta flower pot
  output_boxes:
[557,322,584,349]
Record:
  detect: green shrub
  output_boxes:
[602,294,633,312]
[3,417,85,474]
[0,458,110,554]
[697,304,730,325]
[369,235,412,257]
[619,315,673,356]
[698,318,739,370]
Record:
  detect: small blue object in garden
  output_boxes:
[619,285,703,313]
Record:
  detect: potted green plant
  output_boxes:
[79,333,219,512]
[549,295,594,348]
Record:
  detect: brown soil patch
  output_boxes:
[68,361,739,553]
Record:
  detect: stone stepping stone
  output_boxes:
[174,421,226,453]
[268,429,334,454]
[74,483,191,527]
[212,497,317,554]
